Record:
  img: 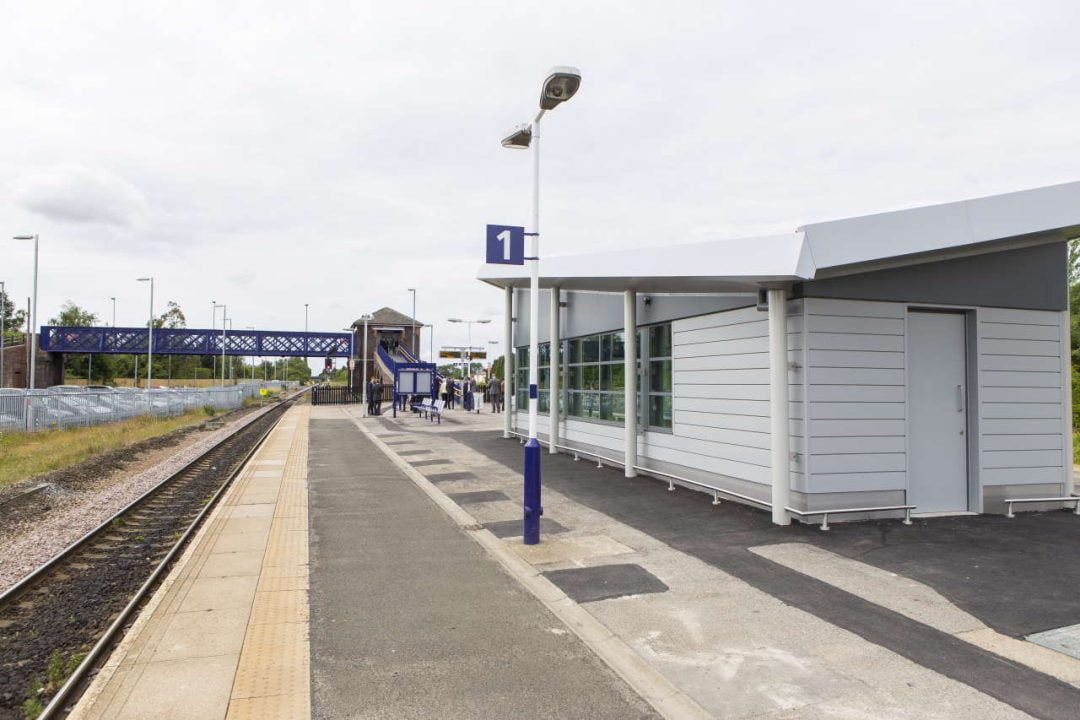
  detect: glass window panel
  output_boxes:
[538,367,549,390]
[517,389,528,409]
[600,393,626,422]
[600,334,612,362]
[517,347,529,367]
[582,336,600,363]
[610,332,625,361]
[582,392,600,418]
[568,366,582,390]
[568,391,584,417]
[649,395,673,429]
[569,339,582,364]
[601,364,625,391]
[539,342,550,367]
[582,365,599,390]
[538,391,549,413]
[649,360,672,392]
[649,325,671,358]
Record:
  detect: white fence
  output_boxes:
[0,381,299,432]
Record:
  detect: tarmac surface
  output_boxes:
[307,419,658,719]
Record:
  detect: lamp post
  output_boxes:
[225,318,234,383]
[1,280,6,388]
[136,277,154,388]
[408,288,417,357]
[214,303,226,387]
[342,327,356,391]
[211,299,217,384]
[246,326,256,383]
[447,318,491,377]
[500,67,581,545]
[12,235,39,389]
[359,313,372,407]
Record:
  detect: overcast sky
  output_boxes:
[2,1,1078,368]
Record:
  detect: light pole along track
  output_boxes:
[0,390,305,719]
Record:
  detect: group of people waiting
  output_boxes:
[437,375,503,413]
[365,376,384,416]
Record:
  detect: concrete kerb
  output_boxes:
[342,409,713,720]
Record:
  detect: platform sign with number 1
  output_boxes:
[485,224,525,265]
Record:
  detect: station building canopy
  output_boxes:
[478,180,1080,293]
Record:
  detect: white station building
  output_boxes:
[479,181,1080,525]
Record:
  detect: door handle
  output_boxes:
[956,384,964,413]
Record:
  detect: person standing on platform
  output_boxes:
[489,375,502,413]
[373,376,383,415]
[439,376,448,406]
[366,375,376,416]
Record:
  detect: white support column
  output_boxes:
[624,290,638,478]
[549,287,560,453]
[768,288,791,525]
[503,286,513,439]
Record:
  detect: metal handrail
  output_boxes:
[506,430,916,530]
[787,504,915,531]
[1004,494,1080,518]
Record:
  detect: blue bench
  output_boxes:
[416,398,444,423]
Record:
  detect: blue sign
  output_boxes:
[486,224,525,265]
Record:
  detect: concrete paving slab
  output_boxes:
[113,654,238,720]
[178,575,260,613]
[150,608,251,662]
[507,534,636,566]
[1029,624,1080,660]
[199,550,267,578]
[484,517,568,538]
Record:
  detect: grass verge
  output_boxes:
[0,409,215,488]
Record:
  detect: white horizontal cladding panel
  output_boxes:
[981,387,1063,403]
[982,467,1064,486]
[980,355,1061,372]
[809,333,906,352]
[675,353,769,372]
[812,452,906,474]
[982,449,1063,469]
[981,370,1062,388]
[807,315,904,335]
[676,320,767,345]
[809,350,905,369]
[677,336,768,358]
[639,433,772,467]
[674,306,761,332]
[674,383,802,401]
[806,298,906,319]
[674,397,805,419]
[980,402,1062,419]
[636,443,775,485]
[676,410,805,436]
[809,471,907,493]
[982,434,1063,451]
[811,419,906,437]
[979,322,1061,341]
[674,368,772,384]
[983,418,1065,434]
[811,435,906,454]
[809,385,905,403]
[564,417,625,441]
[810,401,904,420]
[675,420,803,446]
[809,367,906,385]
[981,338,1060,357]
[977,308,1063,326]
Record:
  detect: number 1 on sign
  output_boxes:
[497,229,511,261]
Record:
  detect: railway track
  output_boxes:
[0,395,301,720]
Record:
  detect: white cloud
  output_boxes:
[14,164,148,227]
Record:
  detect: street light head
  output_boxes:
[136,277,152,282]
[13,235,34,240]
[447,318,463,323]
[501,123,532,149]
[539,66,581,110]
[477,319,492,324]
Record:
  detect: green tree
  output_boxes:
[0,289,28,343]
[50,301,98,327]
[490,354,505,381]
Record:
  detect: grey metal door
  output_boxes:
[908,311,969,513]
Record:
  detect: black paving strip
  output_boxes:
[484,518,568,538]
[425,471,479,483]
[448,430,1080,720]
[544,564,669,604]
[384,440,415,446]
[396,449,432,457]
[447,490,511,505]
[410,458,451,467]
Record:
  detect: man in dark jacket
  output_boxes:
[488,376,502,413]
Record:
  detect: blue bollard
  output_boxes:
[523,438,542,545]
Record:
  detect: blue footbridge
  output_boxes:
[40,326,353,357]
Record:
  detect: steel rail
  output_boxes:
[2,394,297,719]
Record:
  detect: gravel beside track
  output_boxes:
[0,404,275,595]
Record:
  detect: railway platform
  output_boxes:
[68,402,1080,720]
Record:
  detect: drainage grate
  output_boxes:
[483,518,569,538]
[447,490,511,504]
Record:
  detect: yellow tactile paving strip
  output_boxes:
[68,405,311,720]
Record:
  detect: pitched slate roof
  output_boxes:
[352,307,423,328]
